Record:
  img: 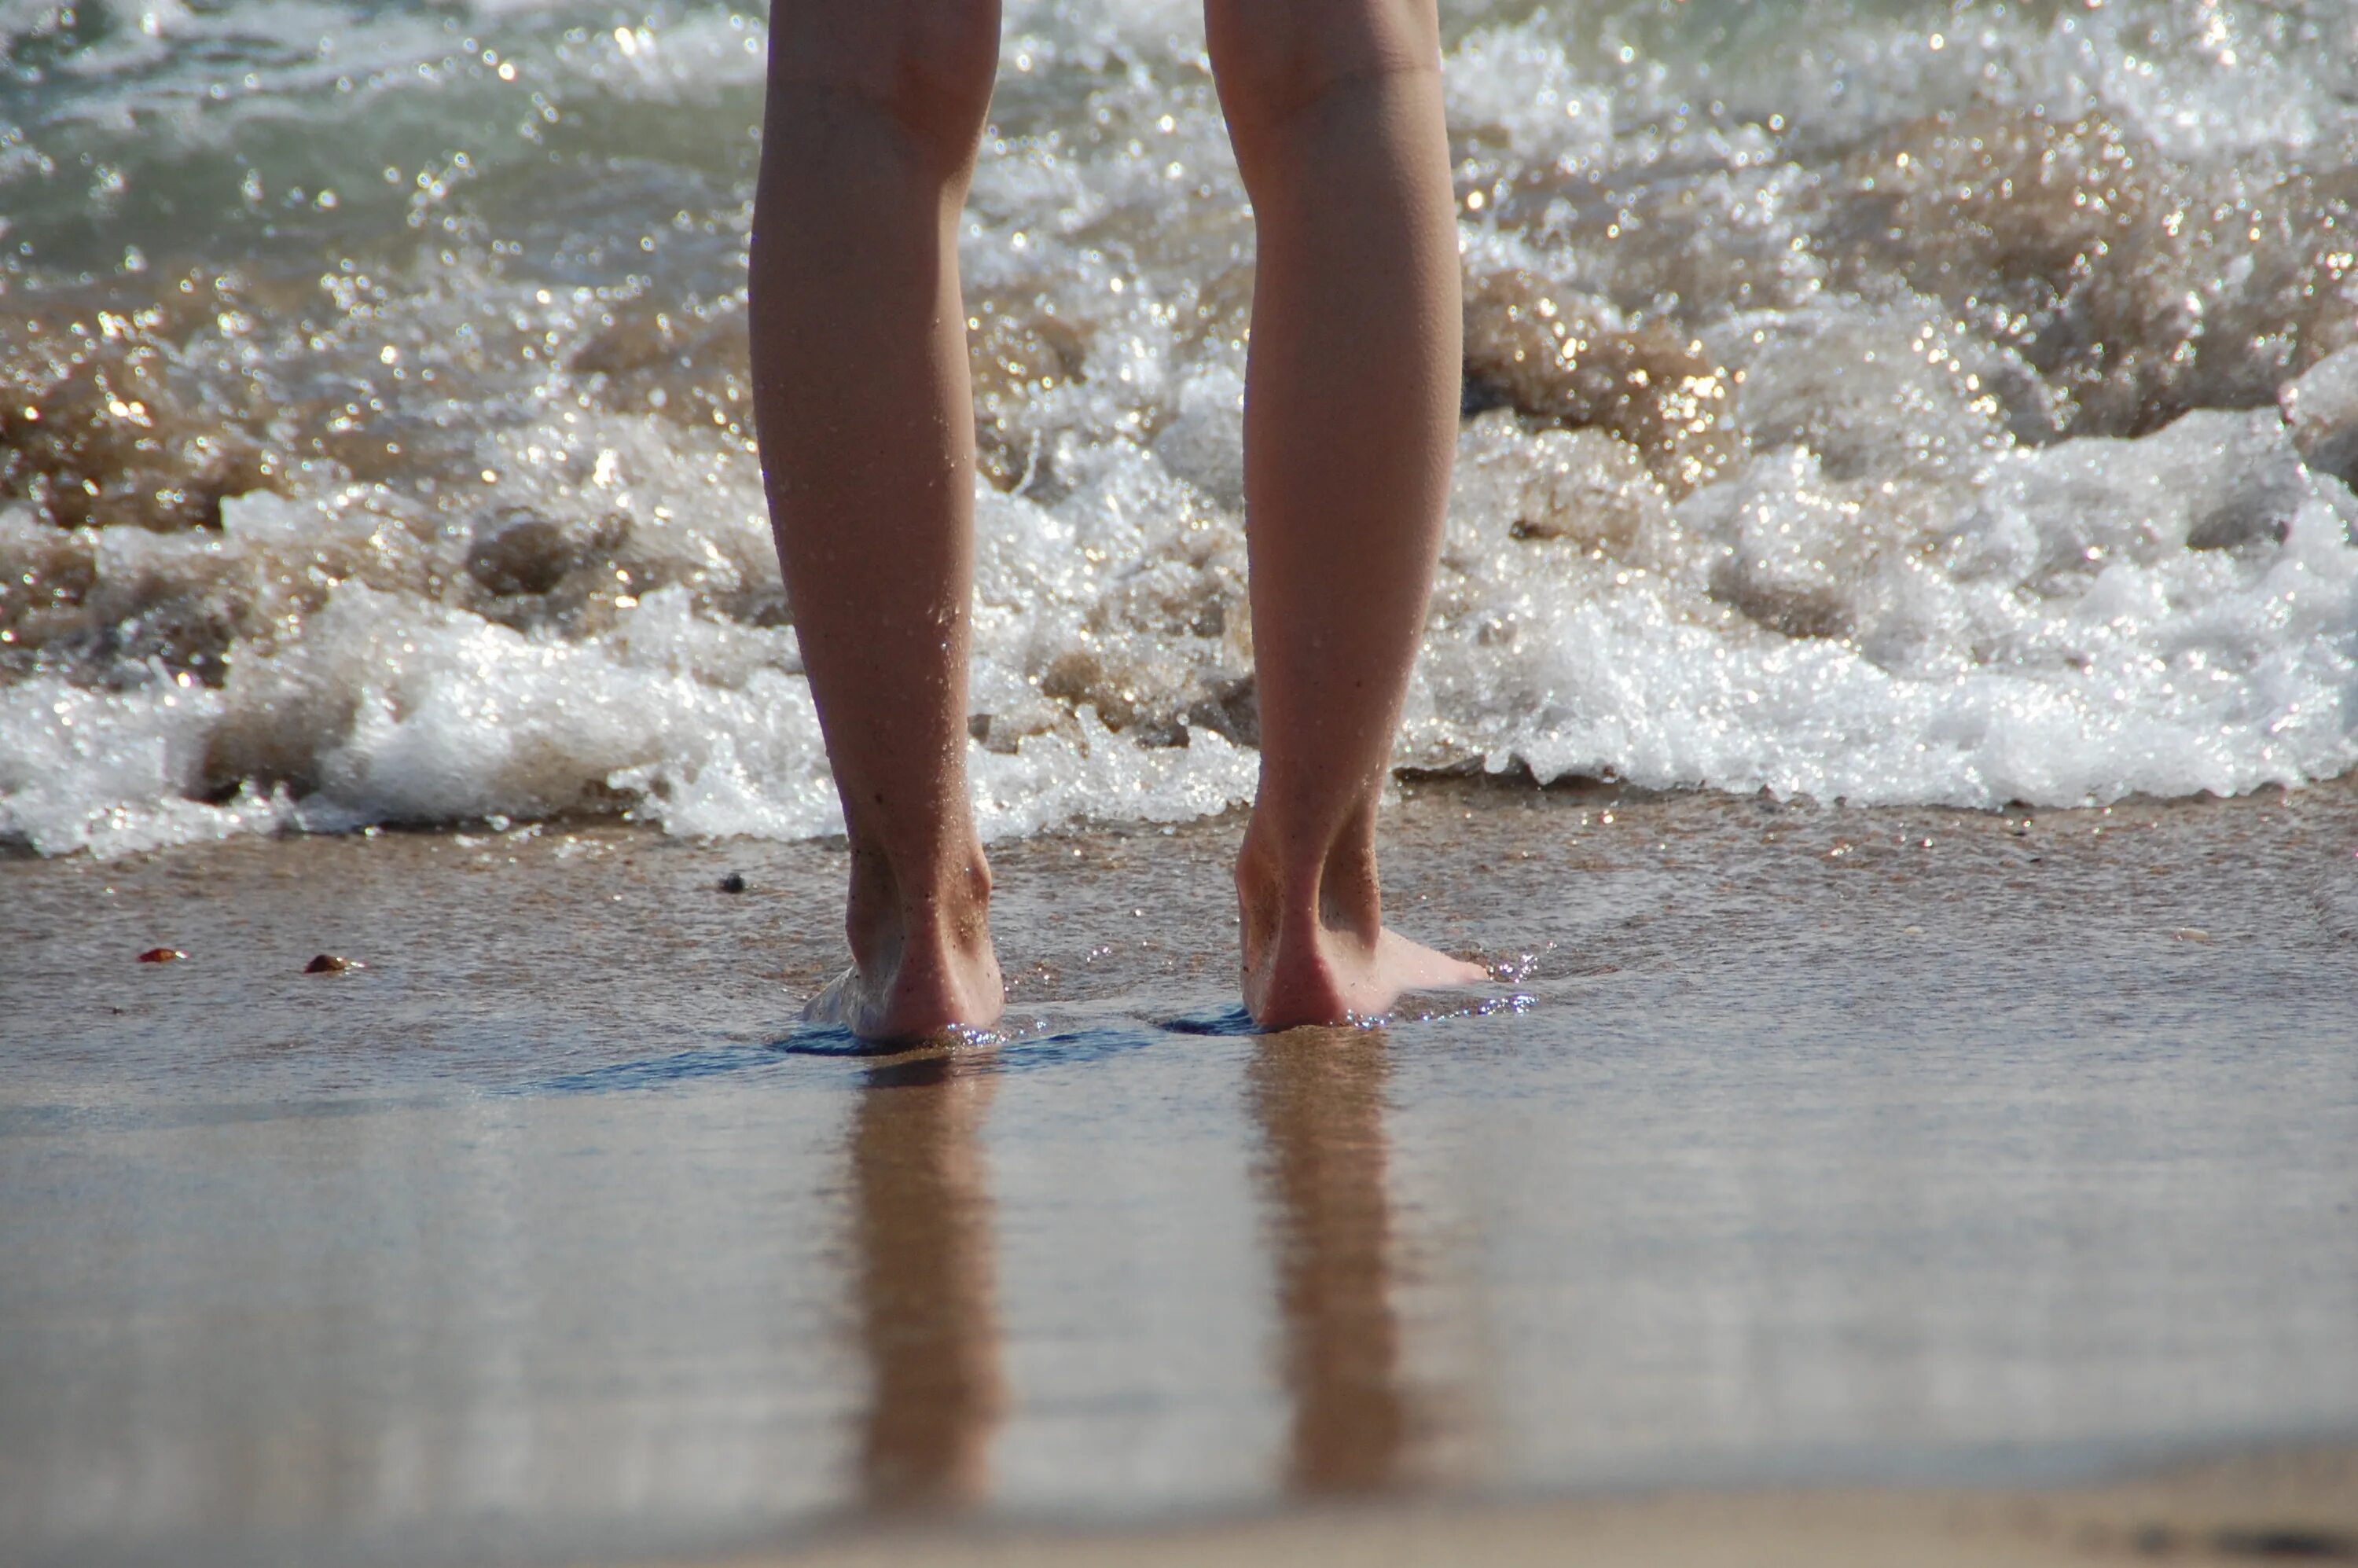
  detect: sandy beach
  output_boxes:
[7,778,2356,1567]
[692,1446,2358,1567]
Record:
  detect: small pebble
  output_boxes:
[718,872,747,894]
[305,953,361,974]
[136,947,185,964]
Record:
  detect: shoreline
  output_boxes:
[11,761,2358,865]
[8,767,2358,1094]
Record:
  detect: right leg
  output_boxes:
[1206,0,1487,1027]
[751,1,1005,1038]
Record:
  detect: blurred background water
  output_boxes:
[5,0,2357,857]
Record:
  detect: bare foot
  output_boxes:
[1234,812,1487,1030]
[1243,921,1487,1030]
[808,846,1005,1041]
[803,944,1005,1042]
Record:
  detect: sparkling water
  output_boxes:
[5,0,2356,857]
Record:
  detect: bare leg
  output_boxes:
[751,3,1005,1038]
[1208,0,1487,1028]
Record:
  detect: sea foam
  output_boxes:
[3,0,2356,856]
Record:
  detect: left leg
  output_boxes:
[749,0,1005,1039]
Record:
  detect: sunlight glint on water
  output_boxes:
[3,0,2356,857]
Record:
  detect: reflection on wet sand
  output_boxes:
[847,1052,1004,1512]
[1247,1028,1420,1497]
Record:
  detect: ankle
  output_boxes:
[809,837,1003,1037]
[847,839,995,973]
[1235,810,1383,953]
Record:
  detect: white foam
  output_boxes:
[1442,24,1615,174]
[1426,406,2358,806]
[6,0,2357,857]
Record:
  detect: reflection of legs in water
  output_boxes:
[1247,1027,1415,1494]
[751,4,1005,1040]
[848,1053,1004,1509]
[1207,1,1489,1027]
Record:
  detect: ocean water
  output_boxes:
[5,0,2358,858]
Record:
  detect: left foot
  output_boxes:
[802,943,1005,1041]
[808,843,1004,1041]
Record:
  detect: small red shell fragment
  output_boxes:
[136,948,185,964]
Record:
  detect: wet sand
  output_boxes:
[5,778,2357,1567]
[696,1445,2358,1566]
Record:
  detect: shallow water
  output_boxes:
[6,782,2356,1566]
[6,0,2358,857]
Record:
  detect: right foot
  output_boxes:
[1243,921,1487,1030]
[1235,825,1487,1030]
